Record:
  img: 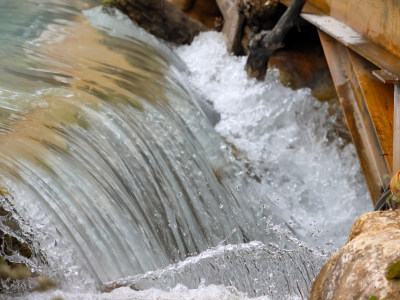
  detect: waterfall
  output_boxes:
[0,1,369,299]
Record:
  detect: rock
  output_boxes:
[0,192,59,294]
[168,0,195,11]
[169,0,221,29]
[0,191,35,292]
[309,210,400,300]
[268,25,337,101]
[102,0,208,45]
[35,276,58,292]
[0,258,32,281]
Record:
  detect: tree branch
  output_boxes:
[245,0,306,80]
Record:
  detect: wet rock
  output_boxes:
[0,257,32,281]
[0,191,36,292]
[309,210,400,300]
[35,276,58,292]
[169,0,221,29]
[268,26,336,101]
[0,194,32,262]
[168,0,195,11]
[102,0,207,45]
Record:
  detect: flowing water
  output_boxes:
[0,1,370,299]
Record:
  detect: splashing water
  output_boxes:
[0,2,370,299]
[175,32,371,249]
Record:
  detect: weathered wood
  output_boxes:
[305,0,400,59]
[280,0,400,205]
[394,85,400,173]
[216,0,244,54]
[245,0,306,80]
[239,0,283,54]
[280,0,400,80]
[319,31,391,204]
[349,54,394,175]
[373,70,400,85]
[371,70,400,173]
[240,0,279,29]
[103,0,207,45]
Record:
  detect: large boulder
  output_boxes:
[309,210,400,300]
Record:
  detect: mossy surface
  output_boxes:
[102,0,126,8]
[102,0,116,7]
[386,260,400,280]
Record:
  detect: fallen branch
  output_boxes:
[245,0,306,80]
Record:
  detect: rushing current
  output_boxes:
[0,1,370,299]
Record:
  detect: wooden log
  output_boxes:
[103,0,208,45]
[216,0,244,54]
[245,0,306,80]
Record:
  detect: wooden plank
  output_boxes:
[319,31,391,204]
[281,0,400,58]
[348,52,394,174]
[394,85,400,173]
[280,0,400,80]
[372,69,400,85]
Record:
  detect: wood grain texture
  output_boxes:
[372,69,400,85]
[394,85,400,173]
[280,0,400,79]
[307,0,400,58]
[349,51,394,174]
[319,31,391,204]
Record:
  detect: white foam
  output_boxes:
[15,284,273,300]
[175,32,370,249]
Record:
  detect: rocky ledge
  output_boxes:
[310,210,400,300]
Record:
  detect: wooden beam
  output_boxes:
[394,85,400,173]
[348,55,394,175]
[280,0,400,80]
[372,70,400,85]
[319,31,391,204]
[372,69,400,174]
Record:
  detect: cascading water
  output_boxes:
[0,1,370,299]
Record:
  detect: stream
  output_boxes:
[0,1,370,299]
